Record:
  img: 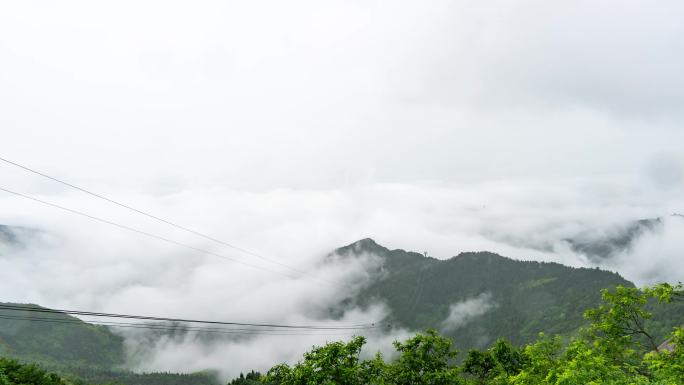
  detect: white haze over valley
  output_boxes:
[1,0,684,379]
[1,181,683,377]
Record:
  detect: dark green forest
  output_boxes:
[333,239,673,348]
[0,306,220,385]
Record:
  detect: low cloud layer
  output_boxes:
[441,293,496,332]
[0,178,683,377]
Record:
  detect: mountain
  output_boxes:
[565,218,662,261]
[0,303,125,369]
[0,224,41,249]
[565,214,684,262]
[1,230,682,383]
[332,238,634,348]
[0,304,219,385]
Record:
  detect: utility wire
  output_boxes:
[0,314,365,337]
[0,186,331,283]
[0,304,378,330]
[0,190,378,330]
[0,156,311,278]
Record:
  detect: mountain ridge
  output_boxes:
[334,238,634,348]
[1,232,683,384]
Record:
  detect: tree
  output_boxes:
[551,339,649,385]
[509,334,563,385]
[463,339,525,384]
[463,349,496,384]
[644,327,684,383]
[0,369,10,385]
[0,358,70,385]
[645,282,684,304]
[584,285,658,356]
[228,370,262,385]
[387,329,462,385]
[261,283,684,385]
[264,336,367,385]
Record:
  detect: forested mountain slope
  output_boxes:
[334,238,634,348]
[0,303,125,369]
[0,304,220,385]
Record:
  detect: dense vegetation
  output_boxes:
[238,283,684,385]
[0,304,125,369]
[0,305,219,385]
[0,357,72,385]
[335,239,640,348]
[0,358,220,385]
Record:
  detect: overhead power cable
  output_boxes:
[0,314,365,337]
[0,186,315,281]
[0,304,378,330]
[0,156,310,278]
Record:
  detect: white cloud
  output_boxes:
[441,293,496,332]
[599,216,684,285]
[0,177,683,377]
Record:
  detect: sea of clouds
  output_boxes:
[1,177,683,378]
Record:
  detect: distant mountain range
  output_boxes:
[1,224,683,384]
[565,214,683,262]
[0,224,40,248]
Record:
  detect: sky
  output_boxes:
[1,0,684,379]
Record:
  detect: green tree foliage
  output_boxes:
[228,371,262,385]
[644,328,684,383]
[265,336,367,385]
[386,330,461,385]
[0,357,70,385]
[463,339,525,384]
[508,334,563,385]
[263,331,463,385]
[463,349,497,384]
[262,282,684,385]
[0,304,125,369]
[508,282,684,385]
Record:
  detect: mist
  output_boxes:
[1,175,683,377]
[441,293,496,332]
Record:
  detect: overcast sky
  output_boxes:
[2,0,684,378]
[2,0,683,192]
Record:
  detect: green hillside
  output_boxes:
[334,239,636,348]
[0,305,219,385]
[0,304,125,369]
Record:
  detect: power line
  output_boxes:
[0,156,310,278]
[0,304,378,330]
[0,314,366,337]
[0,186,323,282]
